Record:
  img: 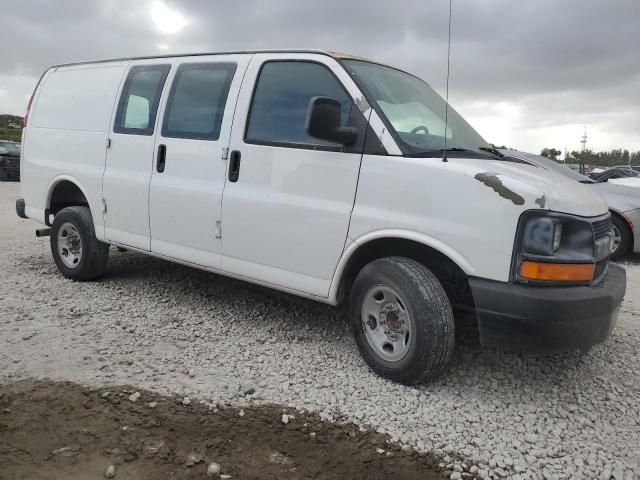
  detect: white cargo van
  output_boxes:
[16,50,625,384]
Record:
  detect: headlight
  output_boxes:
[512,211,610,284]
[553,223,562,252]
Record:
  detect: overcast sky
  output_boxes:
[1,0,638,154]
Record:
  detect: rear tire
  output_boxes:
[50,206,109,281]
[610,215,631,261]
[349,257,455,384]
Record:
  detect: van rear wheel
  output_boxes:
[50,206,109,281]
[349,257,455,384]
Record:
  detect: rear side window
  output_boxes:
[114,64,170,135]
[162,63,236,140]
[245,61,353,148]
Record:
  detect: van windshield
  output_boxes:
[343,60,494,158]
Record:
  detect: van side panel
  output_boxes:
[22,63,128,239]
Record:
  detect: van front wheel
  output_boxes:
[50,206,109,281]
[349,257,455,384]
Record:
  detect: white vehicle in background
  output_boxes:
[16,50,626,384]
[499,150,640,260]
[610,177,640,189]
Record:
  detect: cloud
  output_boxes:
[1,0,638,153]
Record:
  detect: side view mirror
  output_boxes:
[305,96,358,146]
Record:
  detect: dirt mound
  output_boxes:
[0,380,442,479]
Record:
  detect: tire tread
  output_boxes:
[349,256,455,384]
[50,206,109,281]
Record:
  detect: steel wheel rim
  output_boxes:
[612,225,622,255]
[361,285,412,362]
[57,222,82,269]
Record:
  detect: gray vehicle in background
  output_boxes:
[499,149,640,260]
[0,141,21,182]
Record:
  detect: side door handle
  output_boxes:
[157,144,167,173]
[228,150,241,182]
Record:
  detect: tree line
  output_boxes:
[540,147,640,166]
[0,114,23,129]
[0,114,23,142]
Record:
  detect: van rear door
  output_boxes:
[103,60,171,250]
[148,55,250,268]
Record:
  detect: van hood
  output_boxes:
[450,158,608,217]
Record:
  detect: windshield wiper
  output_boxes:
[479,146,504,158]
[406,147,477,157]
[406,147,504,159]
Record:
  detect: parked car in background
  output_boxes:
[608,176,640,189]
[0,140,21,181]
[500,150,640,260]
[589,166,639,182]
[611,164,640,172]
[587,166,640,190]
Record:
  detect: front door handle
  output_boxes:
[228,150,241,182]
[157,144,167,173]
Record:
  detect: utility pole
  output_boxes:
[580,127,588,152]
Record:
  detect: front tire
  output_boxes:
[50,206,109,281]
[610,215,631,261]
[349,257,455,384]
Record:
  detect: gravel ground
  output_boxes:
[1,181,639,479]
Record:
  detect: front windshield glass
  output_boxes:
[343,60,492,157]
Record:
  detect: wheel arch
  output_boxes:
[46,176,92,218]
[329,230,475,308]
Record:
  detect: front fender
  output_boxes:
[328,229,475,304]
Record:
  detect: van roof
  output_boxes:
[51,49,378,69]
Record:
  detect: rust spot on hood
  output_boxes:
[535,194,547,208]
[474,172,525,205]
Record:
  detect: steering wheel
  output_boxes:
[410,126,430,135]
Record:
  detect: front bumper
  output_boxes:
[16,198,27,219]
[468,264,626,353]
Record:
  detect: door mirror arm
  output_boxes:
[305,96,358,146]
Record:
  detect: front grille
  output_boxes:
[592,216,612,240]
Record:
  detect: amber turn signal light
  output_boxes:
[519,260,594,282]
